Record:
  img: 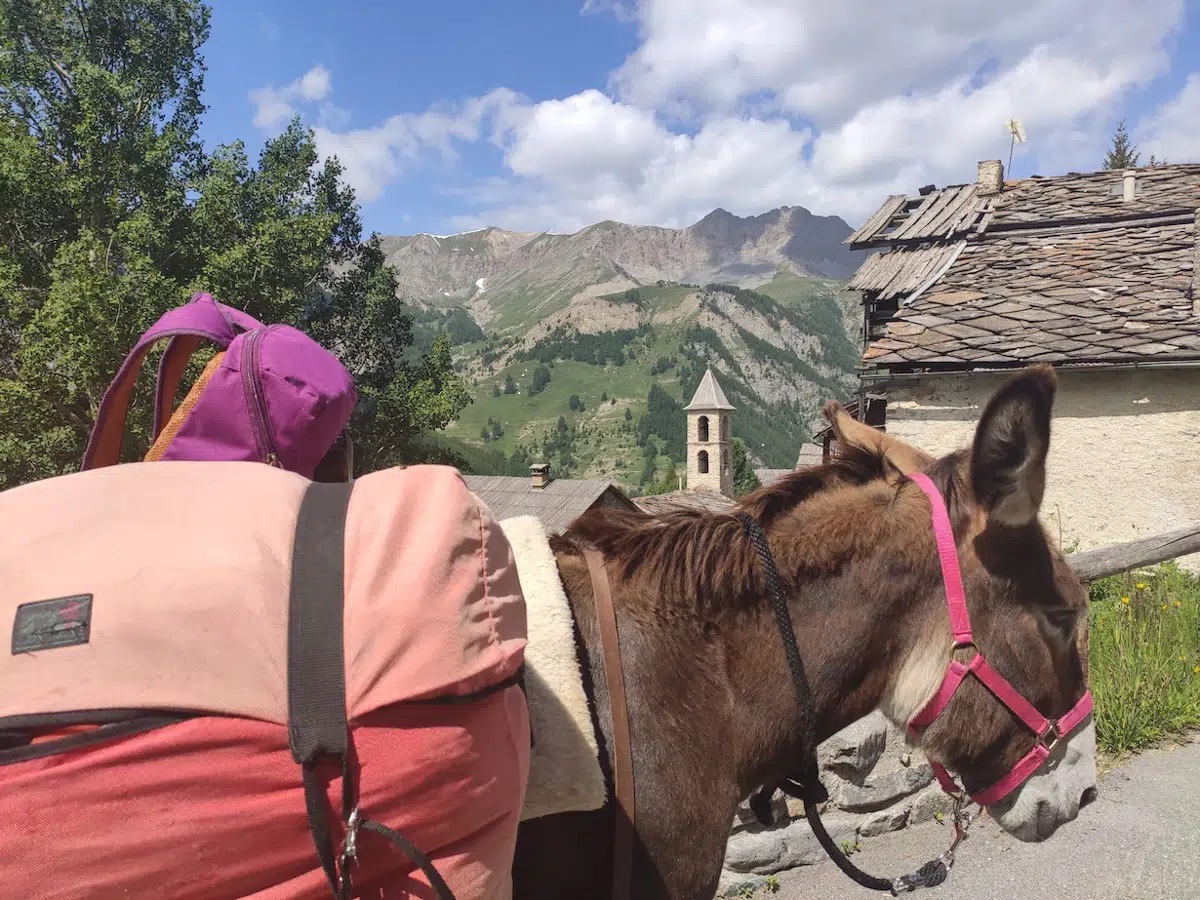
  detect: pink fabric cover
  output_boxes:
[1,460,528,724]
[0,686,530,898]
[0,459,531,895]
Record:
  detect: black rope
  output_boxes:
[736,513,825,805]
[735,511,953,896]
[355,816,458,900]
[803,796,892,892]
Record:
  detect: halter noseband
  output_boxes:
[905,472,1094,806]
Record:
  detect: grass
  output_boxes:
[1087,561,1200,757]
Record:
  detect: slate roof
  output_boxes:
[848,164,1200,371]
[684,368,735,411]
[632,489,737,515]
[463,475,635,534]
[795,442,824,468]
[754,468,793,487]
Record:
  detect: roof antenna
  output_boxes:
[1006,119,1027,177]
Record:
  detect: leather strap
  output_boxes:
[584,548,635,900]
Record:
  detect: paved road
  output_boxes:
[771,734,1200,900]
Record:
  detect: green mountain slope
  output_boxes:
[428,269,861,493]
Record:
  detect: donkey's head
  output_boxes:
[830,365,1096,842]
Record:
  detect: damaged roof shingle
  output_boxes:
[849,163,1200,370]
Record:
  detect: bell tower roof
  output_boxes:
[684,368,734,412]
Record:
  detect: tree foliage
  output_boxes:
[634,382,686,463]
[527,363,551,396]
[0,0,468,487]
[516,324,643,367]
[1102,119,1141,170]
[731,437,760,496]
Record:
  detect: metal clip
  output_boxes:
[341,806,362,866]
[888,798,976,895]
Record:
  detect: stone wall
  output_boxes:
[884,367,1200,571]
[718,712,955,896]
[686,410,733,495]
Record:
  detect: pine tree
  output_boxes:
[731,438,761,497]
[1103,120,1141,170]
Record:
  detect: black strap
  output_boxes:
[289,482,355,898]
[287,482,460,900]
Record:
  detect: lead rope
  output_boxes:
[736,513,974,895]
[340,807,457,900]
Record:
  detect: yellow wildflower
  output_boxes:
[1121,596,1130,605]
[1175,601,1183,608]
[1194,666,1200,676]
[1162,603,1168,611]
[1136,582,1146,590]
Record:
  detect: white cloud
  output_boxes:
[611,0,1181,126]
[1138,74,1200,163]
[311,89,525,204]
[266,0,1191,230]
[248,65,334,130]
[296,67,332,102]
[580,0,636,22]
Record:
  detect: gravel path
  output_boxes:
[768,733,1200,900]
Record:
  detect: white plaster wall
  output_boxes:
[884,369,1200,571]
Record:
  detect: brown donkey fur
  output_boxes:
[511,365,1092,899]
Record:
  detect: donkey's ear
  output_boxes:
[970,365,1057,526]
[823,399,933,475]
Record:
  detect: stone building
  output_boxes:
[634,368,740,515]
[845,160,1200,566]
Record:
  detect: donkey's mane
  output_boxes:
[553,443,896,609]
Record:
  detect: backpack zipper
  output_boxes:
[241,328,282,467]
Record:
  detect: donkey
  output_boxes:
[511,365,1097,899]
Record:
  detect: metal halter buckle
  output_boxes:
[1037,723,1061,754]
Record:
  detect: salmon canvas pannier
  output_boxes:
[0,460,531,899]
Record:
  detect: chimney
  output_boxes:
[1122,169,1138,202]
[530,463,551,491]
[977,159,1004,196]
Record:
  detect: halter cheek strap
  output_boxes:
[905,472,1094,807]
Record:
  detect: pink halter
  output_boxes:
[904,472,1094,807]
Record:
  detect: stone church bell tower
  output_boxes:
[685,367,734,496]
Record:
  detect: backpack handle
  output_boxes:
[81,293,265,471]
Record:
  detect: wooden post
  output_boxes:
[1066,524,1200,584]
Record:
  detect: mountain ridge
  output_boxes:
[379,205,861,331]
[388,204,866,491]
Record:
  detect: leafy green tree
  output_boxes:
[492,383,501,397]
[0,0,468,487]
[528,363,551,396]
[568,394,580,411]
[1102,119,1140,170]
[503,373,517,394]
[731,437,761,497]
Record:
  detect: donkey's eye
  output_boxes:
[1045,609,1078,633]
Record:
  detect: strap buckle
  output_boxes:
[1036,722,1061,754]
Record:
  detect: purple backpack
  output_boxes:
[82,292,357,479]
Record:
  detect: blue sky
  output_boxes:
[197,1,1199,237]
